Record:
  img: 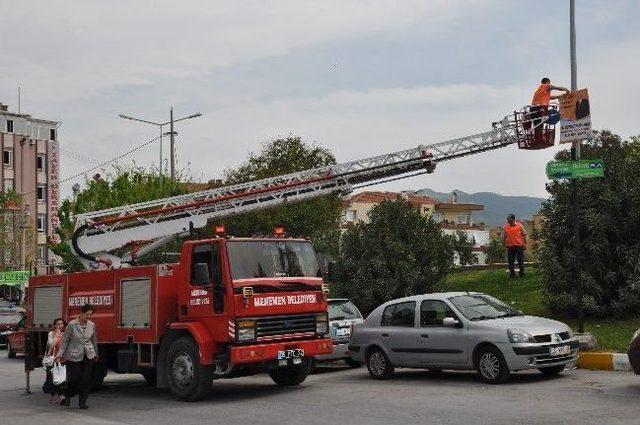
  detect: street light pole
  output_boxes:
[119,109,202,180]
[569,0,585,333]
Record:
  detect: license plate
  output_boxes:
[335,328,351,337]
[549,345,571,356]
[277,349,305,360]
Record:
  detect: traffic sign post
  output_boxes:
[546,159,604,180]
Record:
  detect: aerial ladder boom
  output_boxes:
[72,107,554,268]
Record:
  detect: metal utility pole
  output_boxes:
[170,107,175,179]
[570,0,585,333]
[119,109,202,179]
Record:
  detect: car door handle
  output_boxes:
[381,333,389,338]
[420,334,429,338]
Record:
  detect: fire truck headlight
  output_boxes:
[315,314,328,336]
[237,320,256,342]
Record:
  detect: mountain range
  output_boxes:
[415,188,546,228]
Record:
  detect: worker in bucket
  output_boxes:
[530,77,570,140]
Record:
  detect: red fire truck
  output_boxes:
[25,105,557,401]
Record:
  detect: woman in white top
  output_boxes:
[43,318,66,404]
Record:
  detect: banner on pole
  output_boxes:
[559,88,592,143]
[546,159,604,180]
[0,270,30,286]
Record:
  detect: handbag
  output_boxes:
[52,363,67,386]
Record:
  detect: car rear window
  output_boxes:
[381,301,416,327]
[328,300,362,321]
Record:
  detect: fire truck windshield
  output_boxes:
[226,241,321,280]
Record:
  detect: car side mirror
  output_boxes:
[443,317,462,328]
[194,262,210,286]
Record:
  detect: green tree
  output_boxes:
[486,237,507,264]
[0,191,23,270]
[334,199,453,315]
[50,166,189,272]
[452,230,477,266]
[221,136,342,257]
[539,131,640,318]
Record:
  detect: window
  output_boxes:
[50,128,56,141]
[227,241,320,280]
[381,301,416,327]
[37,185,47,202]
[343,209,357,222]
[3,179,14,192]
[432,212,444,223]
[37,214,46,233]
[448,294,521,321]
[328,300,363,321]
[457,213,471,225]
[6,119,13,133]
[420,300,459,327]
[37,245,47,264]
[37,154,46,171]
[3,148,13,167]
[190,243,221,286]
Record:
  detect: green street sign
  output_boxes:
[546,159,604,180]
[0,270,30,286]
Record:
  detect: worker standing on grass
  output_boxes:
[502,214,527,278]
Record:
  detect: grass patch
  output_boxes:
[444,266,639,352]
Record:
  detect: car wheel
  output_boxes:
[366,347,394,379]
[7,341,16,359]
[538,365,565,376]
[476,346,510,384]
[345,358,362,368]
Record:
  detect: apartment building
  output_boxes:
[1,102,59,272]
[341,190,489,265]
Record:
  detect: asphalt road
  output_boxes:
[1,348,640,425]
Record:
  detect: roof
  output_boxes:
[348,191,440,206]
[378,292,483,305]
[434,203,484,211]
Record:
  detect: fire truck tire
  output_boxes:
[7,340,16,359]
[166,337,212,401]
[269,358,312,386]
[91,363,108,390]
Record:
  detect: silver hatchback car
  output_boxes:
[349,292,579,383]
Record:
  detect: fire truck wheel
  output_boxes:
[91,363,108,390]
[7,341,16,359]
[167,337,212,401]
[269,358,312,386]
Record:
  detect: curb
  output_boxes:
[577,352,632,372]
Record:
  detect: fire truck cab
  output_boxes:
[27,236,332,401]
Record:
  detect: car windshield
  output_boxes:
[448,294,521,321]
[328,300,362,321]
[227,241,321,280]
[0,313,22,325]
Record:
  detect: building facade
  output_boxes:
[341,191,490,265]
[1,102,59,273]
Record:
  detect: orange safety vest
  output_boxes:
[503,222,525,247]
[531,83,551,106]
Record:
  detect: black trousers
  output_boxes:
[507,246,525,277]
[65,356,93,405]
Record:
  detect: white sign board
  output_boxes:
[559,88,592,143]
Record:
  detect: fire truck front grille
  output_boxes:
[255,314,317,341]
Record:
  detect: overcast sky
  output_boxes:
[1,0,638,199]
